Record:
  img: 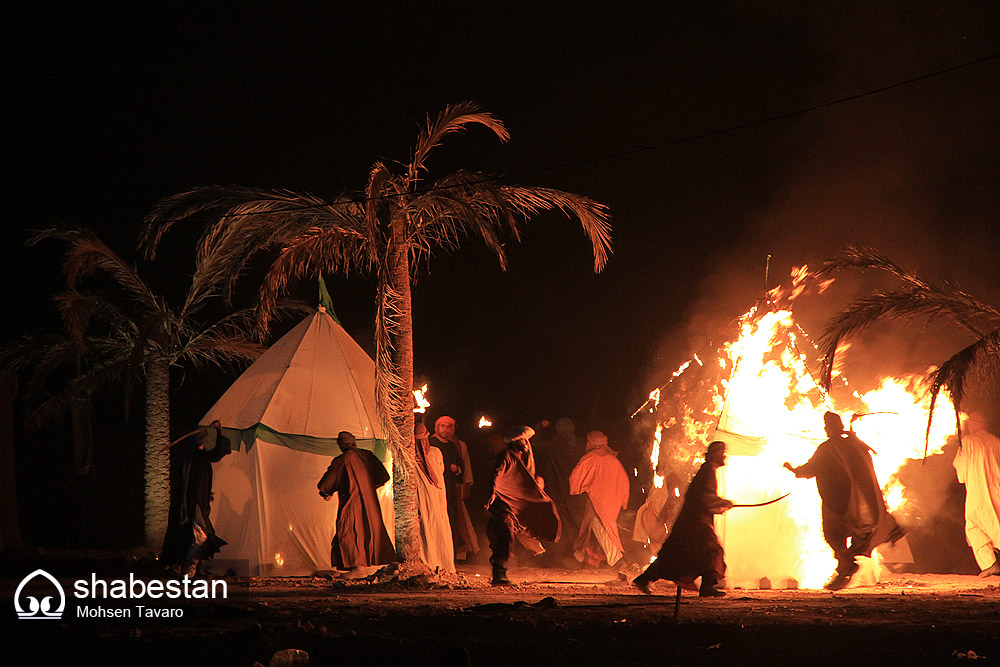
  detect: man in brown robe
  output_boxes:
[317,431,396,572]
[784,411,904,590]
[632,440,732,597]
[485,425,561,585]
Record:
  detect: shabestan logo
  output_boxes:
[14,569,66,620]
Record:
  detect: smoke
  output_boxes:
[639,3,998,573]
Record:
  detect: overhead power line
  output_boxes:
[523,52,999,178]
[139,51,1000,224]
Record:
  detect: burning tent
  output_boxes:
[634,297,956,589]
[202,305,393,576]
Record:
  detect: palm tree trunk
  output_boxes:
[144,355,171,549]
[388,220,420,562]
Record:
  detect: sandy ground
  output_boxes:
[4,558,999,666]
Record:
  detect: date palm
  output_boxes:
[4,226,267,548]
[141,102,612,562]
[818,246,1000,453]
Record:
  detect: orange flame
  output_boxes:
[413,384,430,413]
[642,301,956,589]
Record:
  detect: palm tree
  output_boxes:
[141,102,612,562]
[818,246,1000,453]
[4,226,268,548]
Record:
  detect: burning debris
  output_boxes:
[634,285,958,590]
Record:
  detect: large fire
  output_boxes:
[638,297,958,589]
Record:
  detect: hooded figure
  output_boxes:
[414,422,455,572]
[161,420,231,576]
[569,430,630,567]
[633,440,732,597]
[317,431,396,571]
[784,412,904,590]
[953,412,1000,576]
[485,425,561,585]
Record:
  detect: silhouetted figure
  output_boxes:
[632,440,732,597]
[161,420,231,577]
[785,411,904,590]
[485,426,561,585]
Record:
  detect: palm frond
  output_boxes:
[254,227,375,336]
[30,226,161,311]
[929,327,1000,412]
[410,102,508,181]
[142,184,301,258]
[25,356,130,430]
[497,185,612,272]
[815,246,928,291]
[170,189,367,314]
[918,328,1000,457]
[364,162,393,248]
[821,287,1000,388]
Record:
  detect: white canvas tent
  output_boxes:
[202,306,394,576]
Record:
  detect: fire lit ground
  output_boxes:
[4,564,998,666]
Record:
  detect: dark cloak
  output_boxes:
[793,432,903,557]
[532,436,582,553]
[487,443,561,543]
[161,431,231,564]
[640,461,728,590]
[317,448,395,570]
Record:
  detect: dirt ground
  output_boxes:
[4,556,999,667]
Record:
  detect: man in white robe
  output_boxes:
[953,412,1000,576]
[415,423,455,572]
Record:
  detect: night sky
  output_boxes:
[5,2,999,456]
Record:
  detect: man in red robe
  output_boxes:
[784,411,904,590]
[485,425,561,585]
[569,430,630,567]
[317,431,396,572]
[632,440,732,597]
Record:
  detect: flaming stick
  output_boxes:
[413,384,430,413]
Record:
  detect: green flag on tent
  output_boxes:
[318,275,340,323]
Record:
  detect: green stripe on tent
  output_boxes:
[210,423,390,465]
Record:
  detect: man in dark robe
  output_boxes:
[784,411,904,590]
[485,425,561,585]
[161,420,231,577]
[632,440,732,597]
[429,415,478,560]
[317,431,396,572]
[531,418,583,565]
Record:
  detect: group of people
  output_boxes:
[307,417,631,586]
[633,410,1000,597]
[162,408,1000,596]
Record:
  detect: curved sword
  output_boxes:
[729,492,791,508]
